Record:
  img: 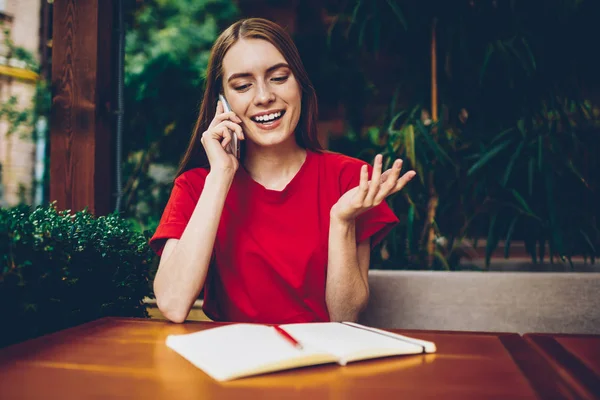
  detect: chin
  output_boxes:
[248,127,295,147]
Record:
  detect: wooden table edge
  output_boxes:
[499,333,592,400]
[523,334,600,400]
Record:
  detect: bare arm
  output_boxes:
[153,101,244,323]
[153,174,232,323]
[327,154,416,322]
[326,217,371,322]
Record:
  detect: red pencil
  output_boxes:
[274,326,304,350]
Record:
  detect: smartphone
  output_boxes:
[219,94,240,159]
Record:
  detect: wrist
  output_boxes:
[206,171,234,194]
[329,210,356,229]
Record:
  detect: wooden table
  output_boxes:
[0,317,594,400]
[524,333,600,400]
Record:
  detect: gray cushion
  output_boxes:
[359,270,600,334]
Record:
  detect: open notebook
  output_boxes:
[166,322,436,381]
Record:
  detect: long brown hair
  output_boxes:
[176,18,322,177]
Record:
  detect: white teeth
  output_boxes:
[253,111,282,123]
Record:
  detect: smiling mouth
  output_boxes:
[251,110,285,124]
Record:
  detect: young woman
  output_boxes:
[149,18,416,324]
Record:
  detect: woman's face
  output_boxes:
[221,38,302,149]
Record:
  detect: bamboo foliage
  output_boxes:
[331,0,599,269]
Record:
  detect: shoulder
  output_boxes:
[171,167,210,198]
[174,167,210,186]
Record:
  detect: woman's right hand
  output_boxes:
[201,100,245,178]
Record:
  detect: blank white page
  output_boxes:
[282,322,425,364]
[166,324,329,381]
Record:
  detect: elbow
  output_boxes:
[328,288,369,322]
[351,291,370,321]
[158,301,189,324]
[155,294,190,324]
[357,290,370,314]
[163,309,188,324]
[153,277,190,323]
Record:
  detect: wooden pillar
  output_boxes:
[50,0,115,216]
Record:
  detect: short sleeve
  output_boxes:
[148,169,208,255]
[339,159,400,248]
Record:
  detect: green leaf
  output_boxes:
[566,159,590,189]
[480,44,494,85]
[388,110,407,133]
[407,203,415,251]
[504,216,519,259]
[416,122,455,167]
[468,139,512,176]
[517,119,526,137]
[434,250,451,271]
[511,189,535,217]
[502,140,525,187]
[506,38,533,75]
[485,213,498,268]
[358,19,368,47]
[403,124,416,168]
[580,230,596,263]
[528,158,534,196]
[367,126,380,145]
[538,134,543,171]
[490,127,515,145]
[544,171,565,257]
[385,0,408,29]
[524,235,537,264]
[349,0,363,27]
[520,37,537,71]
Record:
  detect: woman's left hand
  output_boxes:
[330,154,416,223]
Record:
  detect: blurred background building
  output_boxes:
[0,0,50,207]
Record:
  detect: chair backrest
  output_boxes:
[359,270,600,334]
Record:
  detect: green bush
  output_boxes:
[0,203,155,347]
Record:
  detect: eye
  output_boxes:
[234,84,251,92]
[272,75,289,83]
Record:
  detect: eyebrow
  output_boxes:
[226,63,290,83]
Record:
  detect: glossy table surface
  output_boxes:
[524,333,600,400]
[0,317,597,399]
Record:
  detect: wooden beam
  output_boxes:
[50,0,114,216]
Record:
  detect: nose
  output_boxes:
[254,81,275,106]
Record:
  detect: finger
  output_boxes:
[390,170,417,194]
[374,159,403,203]
[354,164,369,205]
[364,154,383,205]
[216,100,224,115]
[383,160,403,190]
[215,111,242,124]
[209,110,241,130]
[380,169,392,183]
[220,126,232,149]
[219,120,244,140]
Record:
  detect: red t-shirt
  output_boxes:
[149,150,398,324]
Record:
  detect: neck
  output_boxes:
[243,140,308,191]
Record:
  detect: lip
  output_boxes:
[251,114,283,131]
[250,109,285,118]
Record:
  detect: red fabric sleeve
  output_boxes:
[148,169,208,255]
[339,159,400,248]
